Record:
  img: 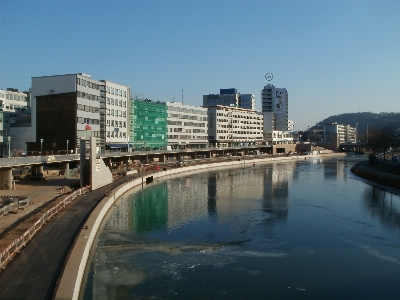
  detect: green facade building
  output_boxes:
[130,99,167,150]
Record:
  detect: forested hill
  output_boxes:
[314,112,400,133]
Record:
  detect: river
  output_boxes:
[83,155,400,300]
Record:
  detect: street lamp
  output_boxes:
[67,140,69,154]
[355,123,358,143]
[7,136,11,158]
[40,139,43,156]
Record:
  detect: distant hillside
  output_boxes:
[312,112,400,133]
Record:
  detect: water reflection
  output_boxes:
[362,185,400,231]
[84,157,400,300]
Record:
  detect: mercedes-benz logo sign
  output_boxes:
[265,72,273,81]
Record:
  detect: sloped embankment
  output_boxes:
[351,161,400,190]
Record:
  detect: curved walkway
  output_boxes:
[351,161,400,191]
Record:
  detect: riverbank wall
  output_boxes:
[54,154,331,300]
[351,160,400,190]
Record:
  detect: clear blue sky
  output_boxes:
[1,0,399,130]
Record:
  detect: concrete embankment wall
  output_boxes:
[351,161,400,190]
[55,155,318,300]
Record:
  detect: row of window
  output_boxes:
[217,135,263,140]
[106,109,126,118]
[0,93,27,101]
[77,78,100,90]
[168,135,207,140]
[77,117,100,125]
[217,130,262,134]
[106,97,127,107]
[77,130,100,137]
[106,131,127,138]
[106,120,127,128]
[169,128,206,133]
[77,104,100,113]
[168,113,207,121]
[106,86,127,97]
[77,91,100,101]
[215,112,261,119]
[167,106,207,115]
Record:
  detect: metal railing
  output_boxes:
[0,145,271,167]
[0,186,90,268]
[0,196,30,217]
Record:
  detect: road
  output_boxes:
[0,175,131,300]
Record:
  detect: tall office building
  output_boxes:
[203,88,255,110]
[30,73,130,154]
[261,85,288,131]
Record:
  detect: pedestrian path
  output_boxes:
[0,175,80,248]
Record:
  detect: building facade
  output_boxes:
[130,99,167,150]
[100,80,130,152]
[203,88,255,110]
[207,105,264,148]
[261,84,288,131]
[264,130,298,145]
[324,123,357,144]
[30,73,102,154]
[0,89,30,155]
[163,101,208,149]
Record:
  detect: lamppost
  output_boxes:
[355,123,358,143]
[67,140,69,155]
[40,139,43,156]
[7,136,11,158]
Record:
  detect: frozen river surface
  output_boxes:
[84,156,400,300]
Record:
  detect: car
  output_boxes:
[153,147,160,151]
[393,155,399,162]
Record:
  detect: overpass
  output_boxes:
[0,145,275,189]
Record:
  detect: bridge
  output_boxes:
[0,145,275,189]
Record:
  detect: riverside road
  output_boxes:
[0,175,134,300]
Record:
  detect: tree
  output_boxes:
[366,124,400,158]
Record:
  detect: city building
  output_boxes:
[261,84,288,131]
[288,120,294,131]
[30,73,102,155]
[0,88,29,112]
[203,88,255,110]
[207,105,264,148]
[0,88,31,156]
[162,101,208,149]
[264,130,298,145]
[100,80,131,152]
[324,123,357,145]
[129,99,167,150]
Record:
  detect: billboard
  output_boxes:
[274,89,287,114]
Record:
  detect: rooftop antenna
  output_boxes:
[182,89,183,104]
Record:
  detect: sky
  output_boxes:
[1,0,399,130]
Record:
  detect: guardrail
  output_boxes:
[0,186,90,268]
[0,196,30,217]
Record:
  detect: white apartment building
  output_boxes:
[261,84,288,131]
[0,88,30,155]
[0,88,29,112]
[264,130,297,145]
[100,80,130,152]
[324,123,356,144]
[162,101,208,149]
[207,105,264,148]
